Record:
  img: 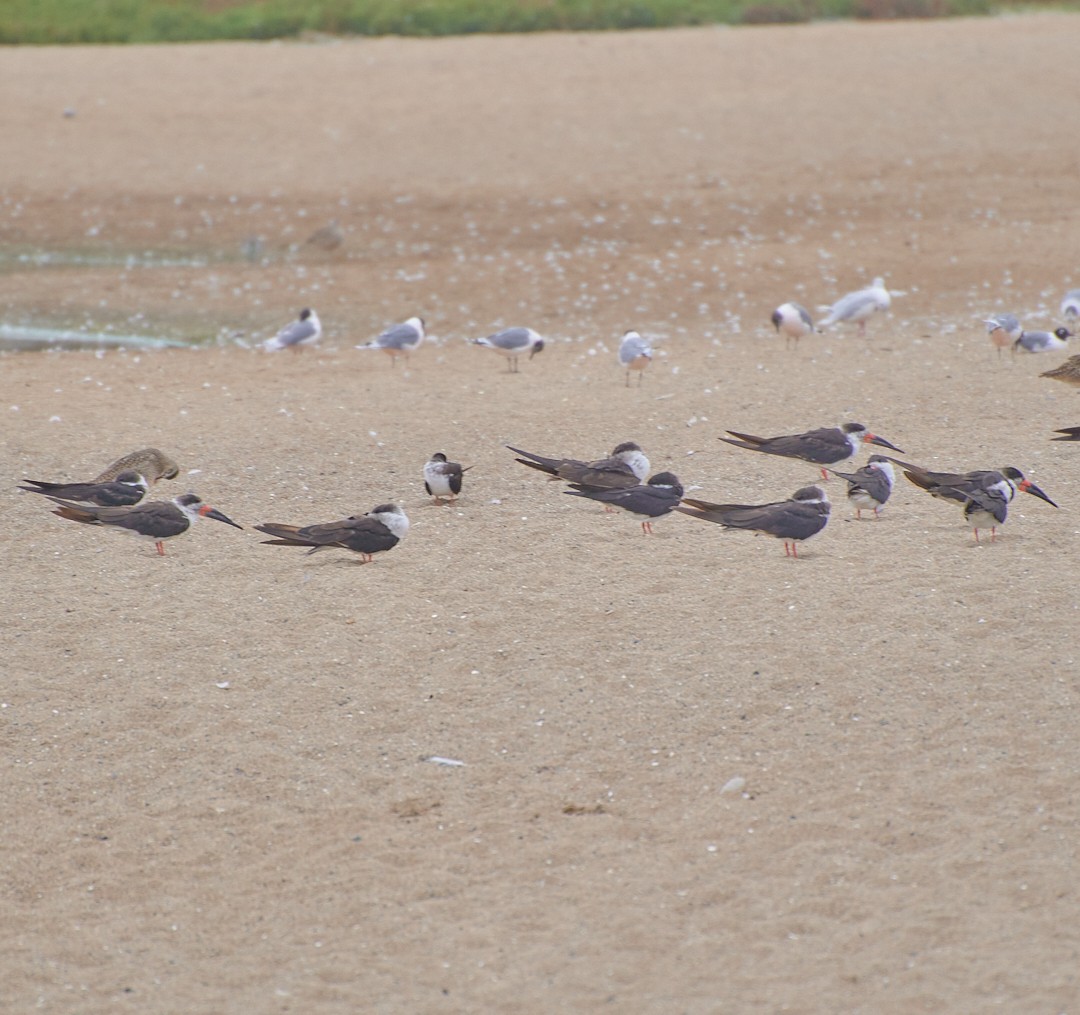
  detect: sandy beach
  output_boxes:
[3,16,1080,1012]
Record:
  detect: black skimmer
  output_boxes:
[564,472,683,534]
[1051,427,1080,441]
[824,455,895,519]
[46,493,242,556]
[264,308,321,352]
[92,447,179,484]
[618,330,652,386]
[356,317,425,367]
[983,313,1021,358]
[508,441,649,491]
[771,302,814,348]
[817,278,892,336]
[1040,354,1080,388]
[677,485,830,558]
[20,469,149,507]
[720,423,903,479]
[1061,289,1080,320]
[472,327,544,372]
[424,453,470,504]
[254,504,408,563]
[1014,327,1072,354]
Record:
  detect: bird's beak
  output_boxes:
[199,504,244,529]
[865,433,904,453]
[529,340,545,359]
[1018,479,1058,508]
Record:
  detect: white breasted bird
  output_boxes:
[617,330,653,386]
[356,317,425,367]
[472,327,544,372]
[255,504,408,564]
[423,453,470,504]
[264,308,322,352]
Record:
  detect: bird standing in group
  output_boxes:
[1060,289,1080,320]
[771,302,815,349]
[564,472,683,534]
[617,330,653,386]
[508,441,649,491]
[356,317,425,367]
[20,470,150,507]
[263,308,321,352]
[1013,327,1072,354]
[472,327,544,372]
[93,447,179,485]
[45,493,243,556]
[720,422,903,479]
[983,313,1022,358]
[255,504,409,563]
[677,485,830,558]
[423,453,470,504]
[818,278,892,336]
[824,455,895,519]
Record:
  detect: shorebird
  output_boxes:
[356,317,425,367]
[564,472,683,534]
[617,330,652,386]
[771,302,815,348]
[677,485,830,558]
[304,219,344,252]
[255,503,408,563]
[1040,354,1080,388]
[264,308,321,352]
[818,278,892,336]
[1014,327,1072,354]
[720,422,903,479]
[472,327,544,372]
[93,448,179,484]
[1051,427,1080,441]
[1060,289,1080,320]
[46,493,242,556]
[20,470,149,507]
[824,455,895,519]
[423,453,470,504]
[984,313,1022,358]
[508,441,649,490]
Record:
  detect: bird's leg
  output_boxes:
[973,528,980,543]
[641,520,653,535]
[155,541,166,556]
[991,527,997,543]
[820,468,829,481]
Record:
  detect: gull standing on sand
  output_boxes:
[1013,327,1072,354]
[771,302,815,348]
[264,308,321,352]
[618,330,653,386]
[818,278,892,336]
[472,327,544,372]
[983,313,1022,359]
[356,317,425,367]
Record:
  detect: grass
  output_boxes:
[0,0,1070,44]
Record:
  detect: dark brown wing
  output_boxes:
[722,427,846,464]
[50,499,189,538]
[21,479,145,506]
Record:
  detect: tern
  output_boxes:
[1014,327,1072,354]
[508,441,649,490]
[818,278,892,336]
[677,485,830,558]
[93,447,179,485]
[472,327,544,372]
[1060,289,1080,320]
[1040,354,1080,388]
[617,330,653,386]
[983,314,1022,359]
[20,470,150,507]
[824,455,895,519]
[264,308,321,352]
[771,302,815,349]
[255,504,408,563]
[720,422,903,479]
[564,472,683,534]
[424,453,470,504]
[46,493,242,556]
[356,317,425,367]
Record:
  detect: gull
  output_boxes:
[770,302,815,349]
[264,308,321,352]
[255,504,408,564]
[983,313,1022,359]
[818,278,892,336]
[472,327,544,372]
[1014,327,1072,354]
[617,330,653,386]
[356,317,425,367]
[1060,289,1080,320]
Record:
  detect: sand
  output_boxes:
[3,15,1080,1012]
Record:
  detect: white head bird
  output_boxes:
[818,278,892,336]
[617,330,653,386]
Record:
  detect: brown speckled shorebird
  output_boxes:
[1040,354,1080,388]
[93,448,180,484]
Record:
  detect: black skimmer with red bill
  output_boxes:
[424,453,470,504]
[508,442,649,491]
[983,313,1021,359]
[472,327,544,372]
[824,455,895,519]
[356,317,425,367]
[564,472,683,534]
[677,485,830,558]
[254,504,408,563]
[93,447,179,484]
[1051,427,1080,441]
[771,302,815,348]
[1040,354,1080,388]
[46,493,242,556]
[1014,327,1072,354]
[817,278,892,336]
[893,461,1058,541]
[618,330,653,386]
[264,308,321,352]
[720,423,903,479]
[20,470,149,507]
